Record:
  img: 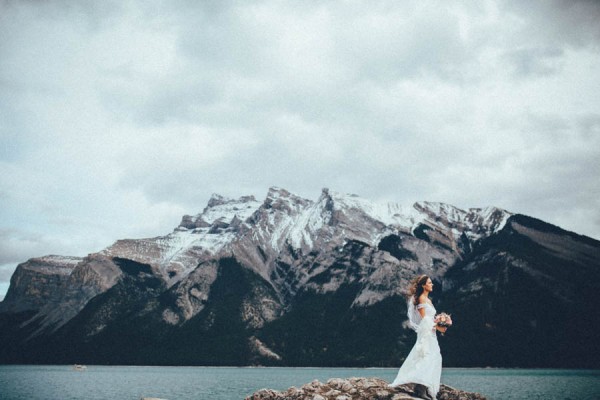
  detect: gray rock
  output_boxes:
[245,377,487,400]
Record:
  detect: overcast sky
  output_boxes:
[1,0,599,299]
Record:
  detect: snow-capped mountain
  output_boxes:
[1,187,598,368]
[93,187,512,311]
[100,187,510,287]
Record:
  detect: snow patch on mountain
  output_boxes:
[180,194,262,228]
[288,206,325,249]
[100,188,512,291]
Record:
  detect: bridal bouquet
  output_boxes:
[434,313,452,335]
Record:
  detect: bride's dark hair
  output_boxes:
[408,274,430,305]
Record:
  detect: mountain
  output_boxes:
[1,187,598,367]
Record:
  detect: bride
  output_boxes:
[389,274,446,400]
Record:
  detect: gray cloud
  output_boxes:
[504,47,565,77]
[1,0,600,297]
[503,0,600,48]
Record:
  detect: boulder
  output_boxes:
[245,377,487,400]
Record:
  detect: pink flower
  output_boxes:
[435,312,453,327]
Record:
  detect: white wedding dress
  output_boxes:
[389,301,442,399]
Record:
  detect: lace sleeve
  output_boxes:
[406,299,422,332]
[417,303,427,309]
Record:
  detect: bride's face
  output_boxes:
[423,278,433,293]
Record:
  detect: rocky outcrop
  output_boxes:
[0,255,81,313]
[246,377,487,400]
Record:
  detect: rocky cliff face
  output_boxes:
[0,187,598,367]
[0,255,82,313]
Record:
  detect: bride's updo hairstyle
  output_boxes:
[408,274,429,305]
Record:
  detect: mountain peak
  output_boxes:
[206,193,257,208]
[414,201,466,215]
[316,188,364,209]
[266,186,293,200]
[267,186,288,194]
[263,187,312,209]
[207,193,229,207]
[178,193,261,229]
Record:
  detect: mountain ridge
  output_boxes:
[1,187,598,367]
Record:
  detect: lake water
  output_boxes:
[0,366,598,400]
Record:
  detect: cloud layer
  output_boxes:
[1,0,599,296]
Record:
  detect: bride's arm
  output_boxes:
[435,325,447,333]
[416,302,434,334]
[418,299,447,333]
[416,313,435,335]
[417,296,427,318]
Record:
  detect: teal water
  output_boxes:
[0,366,598,400]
